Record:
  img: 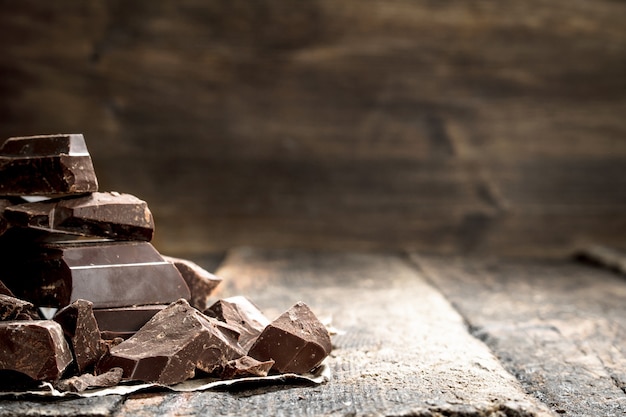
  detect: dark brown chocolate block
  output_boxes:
[205,296,270,351]
[93,304,167,340]
[0,134,98,197]
[5,192,155,241]
[164,256,222,310]
[0,320,73,381]
[97,299,245,385]
[1,240,190,308]
[54,299,105,373]
[248,302,332,374]
[0,294,40,320]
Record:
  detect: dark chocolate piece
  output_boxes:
[164,256,222,310]
[0,320,73,381]
[0,198,13,236]
[0,294,40,320]
[247,302,331,374]
[56,367,123,392]
[5,192,154,241]
[93,304,167,339]
[205,296,270,351]
[1,240,190,308]
[0,280,14,296]
[0,134,98,197]
[54,299,105,373]
[221,356,275,379]
[97,299,245,385]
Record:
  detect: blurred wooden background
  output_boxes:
[0,0,624,257]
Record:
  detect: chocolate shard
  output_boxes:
[53,299,105,374]
[56,367,123,392]
[5,192,154,241]
[93,304,168,340]
[247,302,332,374]
[0,134,98,197]
[1,240,190,308]
[0,280,14,296]
[221,356,275,379]
[0,320,73,381]
[205,296,270,351]
[0,294,40,320]
[164,256,222,311]
[96,299,245,385]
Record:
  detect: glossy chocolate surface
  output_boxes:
[5,192,154,241]
[1,240,190,308]
[93,304,167,339]
[0,134,98,196]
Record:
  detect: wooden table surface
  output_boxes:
[0,248,624,417]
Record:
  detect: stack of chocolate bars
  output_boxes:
[0,134,331,391]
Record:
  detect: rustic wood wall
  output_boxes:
[1,0,625,257]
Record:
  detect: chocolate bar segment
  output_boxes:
[164,256,222,310]
[93,304,167,340]
[0,134,98,196]
[1,240,190,308]
[5,192,154,241]
[0,320,73,381]
[97,299,245,385]
[54,299,105,373]
[247,302,331,374]
[205,296,270,351]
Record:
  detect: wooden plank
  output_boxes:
[117,249,551,417]
[0,396,124,417]
[1,1,625,256]
[577,245,626,276]
[413,254,626,416]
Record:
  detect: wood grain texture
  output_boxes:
[117,249,551,417]
[413,254,626,416]
[0,395,124,417]
[1,1,625,256]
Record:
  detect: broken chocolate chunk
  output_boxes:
[0,294,40,320]
[53,299,105,373]
[164,256,222,310]
[93,304,167,340]
[205,296,270,351]
[1,240,190,308]
[5,192,154,241]
[0,280,15,296]
[248,302,331,374]
[0,320,73,381]
[0,134,98,197]
[97,299,245,385]
[56,367,123,392]
[221,356,275,379]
